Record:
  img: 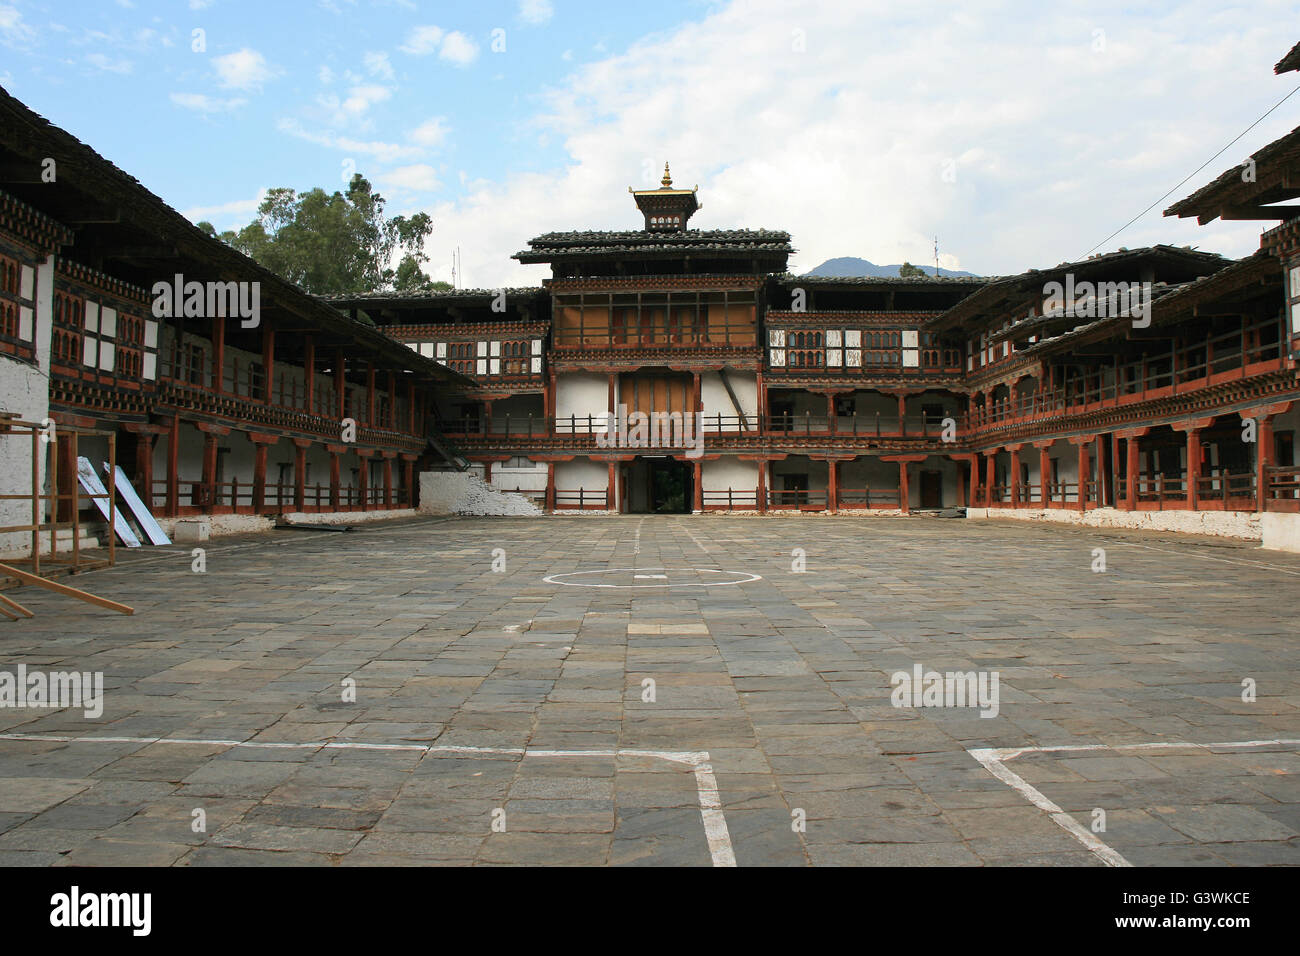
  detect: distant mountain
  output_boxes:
[805,256,980,279]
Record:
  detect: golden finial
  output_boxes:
[661,163,672,188]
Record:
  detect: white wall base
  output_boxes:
[1261,512,1300,554]
[966,506,1262,541]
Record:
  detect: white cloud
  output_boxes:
[399,24,478,66]
[364,50,394,79]
[278,118,424,163]
[439,31,479,66]
[409,117,449,148]
[86,52,132,74]
[183,190,266,227]
[378,164,441,193]
[170,92,247,112]
[518,0,554,25]
[421,0,1298,289]
[319,64,335,85]
[400,25,444,55]
[213,47,278,91]
[0,5,36,47]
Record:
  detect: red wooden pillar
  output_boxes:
[1258,414,1275,512]
[1094,434,1108,507]
[251,440,268,513]
[293,440,308,511]
[985,452,996,507]
[383,457,393,509]
[262,323,275,404]
[757,459,768,513]
[896,393,908,436]
[403,457,415,508]
[1077,441,1090,512]
[1039,446,1050,508]
[1126,436,1139,510]
[357,452,369,511]
[1187,428,1201,510]
[1009,447,1021,506]
[328,446,342,510]
[898,460,910,514]
[607,461,617,510]
[827,458,839,512]
[483,460,494,486]
[201,431,219,511]
[545,461,556,513]
[693,372,702,417]
[134,433,155,513]
[968,453,980,508]
[166,415,180,517]
[407,382,417,434]
[756,371,766,429]
[692,460,703,513]
[955,458,966,508]
[826,392,837,434]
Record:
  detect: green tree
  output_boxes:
[898,261,927,278]
[216,175,438,295]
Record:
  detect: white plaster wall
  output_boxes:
[556,372,607,431]
[702,457,757,491]
[556,457,609,491]
[967,506,1262,540]
[1261,512,1300,553]
[0,256,53,557]
[701,371,757,428]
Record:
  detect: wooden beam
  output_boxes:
[0,562,133,615]
[0,592,34,618]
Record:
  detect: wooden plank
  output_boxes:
[77,457,141,548]
[0,592,34,618]
[103,463,171,546]
[0,562,133,615]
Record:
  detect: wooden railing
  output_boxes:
[151,479,408,513]
[969,314,1286,430]
[702,488,758,510]
[552,323,757,348]
[554,488,609,510]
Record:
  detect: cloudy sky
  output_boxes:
[1,0,1297,287]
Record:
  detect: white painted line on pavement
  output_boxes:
[969,737,1300,867]
[0,732,737,867]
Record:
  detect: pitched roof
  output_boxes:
[0,84,473,390]
[1164,125,1300,224]
[1277,41,1300,74]
[514,229,792,263]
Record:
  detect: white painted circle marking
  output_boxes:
[543,568,761,589]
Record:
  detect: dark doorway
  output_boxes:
[920,470,943,508]
[648,458,691,513]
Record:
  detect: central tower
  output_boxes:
[629,163,700,232]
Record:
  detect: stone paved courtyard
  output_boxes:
[0,514,1297,867]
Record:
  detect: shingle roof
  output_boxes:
[1164,125,1300,222]
[1277,41,1300,74]
[0,84,473,390]
[514,229,793,262]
